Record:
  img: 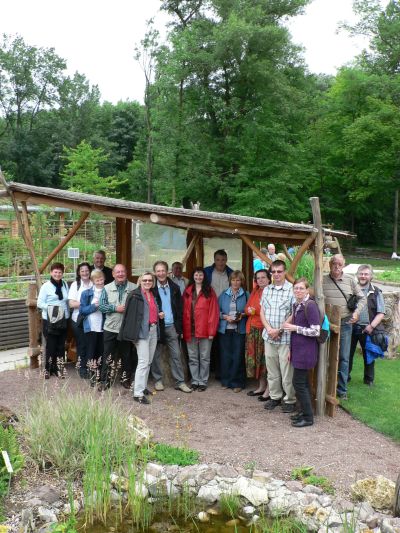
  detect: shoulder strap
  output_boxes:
[329,274,349,304]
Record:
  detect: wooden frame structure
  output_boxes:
[0,178,353,417]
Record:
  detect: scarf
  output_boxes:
[50,277,64,300]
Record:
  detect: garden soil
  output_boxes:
[1,365,399,496]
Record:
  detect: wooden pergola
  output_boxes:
[0,177,352,417]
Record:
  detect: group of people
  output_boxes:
[36,246,385,425]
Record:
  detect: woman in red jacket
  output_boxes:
[183,267,219,391]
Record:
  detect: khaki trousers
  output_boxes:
[265,342,295,404]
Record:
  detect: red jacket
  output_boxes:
[182,286,219,342]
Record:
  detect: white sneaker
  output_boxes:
[175,383,192,393]
[154,380,165,391]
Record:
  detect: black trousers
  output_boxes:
[292,368,313,422]
[349,325,374,384]
[85,331,104,383]
[42,319,67,374]
[100,330,137,385]
[71,319,88,377]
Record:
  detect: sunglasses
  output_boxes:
[271,269,284,274]
[142,279,153,283]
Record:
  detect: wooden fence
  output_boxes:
[0,298,29,349]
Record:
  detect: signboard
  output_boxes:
[67,248,80,259]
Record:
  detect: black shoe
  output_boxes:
[258,395,271,402]
[134,396,150,405]
[281,402,296,413]
[247,390,265,397]
[292,418,313,428]
[337,392,348,400]
[364,381,374,387]
[198,385,207,391]
[122,381,132,390]
[143,388,153,395]
[191,384,199,391]
[290,411,304,421]
[264,398,281,410]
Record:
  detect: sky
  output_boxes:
[1,0,375,104]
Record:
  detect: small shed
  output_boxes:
[0,177,352,416]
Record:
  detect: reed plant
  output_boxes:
[219,491,241,519]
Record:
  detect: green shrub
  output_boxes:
[145,443,199,466]
[291,466,334,495]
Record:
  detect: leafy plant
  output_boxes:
[291,466,334,494]
[144,443,199,466]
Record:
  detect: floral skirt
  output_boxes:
[245,326,266,380]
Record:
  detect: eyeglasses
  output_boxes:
[142,279,153,283]
[271,269,284,274]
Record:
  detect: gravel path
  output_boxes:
[1,365,399,497]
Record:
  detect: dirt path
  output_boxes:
[1,366,399,496]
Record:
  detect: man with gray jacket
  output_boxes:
[98,264,136,390]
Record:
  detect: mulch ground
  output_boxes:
[1,364,399,496]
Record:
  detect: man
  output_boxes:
[323,254,367,399]
[150,260,192,393]
[204,249,233,297]
[170,261,189,295]
[260,260,296,413]
[98,264,136,390]
[348,264,385,386]
[266,243,277,263]
[91,250,113,285]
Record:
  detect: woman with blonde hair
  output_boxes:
[119,272,161,404]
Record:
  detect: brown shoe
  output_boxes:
[233,387,242,393]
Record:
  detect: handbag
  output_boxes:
[47,305,67,335]
[329,275,358,313]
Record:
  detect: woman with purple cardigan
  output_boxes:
[283,277,320,428]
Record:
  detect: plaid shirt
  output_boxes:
[261,280,293,345]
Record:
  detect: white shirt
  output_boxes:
[69,280,93,322]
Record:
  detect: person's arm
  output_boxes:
[99,288,116,314]
[37,283,49,311]
[68,283,80,309]
[260,304,280,340]
[350,279,367,323]
[79,291,98,316]
[364,291,385,334]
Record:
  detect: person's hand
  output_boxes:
[224,314,235,323]
[268,327,280,340]
[363,324,374,334]
[159,311,165,319]
[283,322,296,332]
[349,311,359,324]
[209,335,214,340]
[247,306,255,315]
[116,304,125,313]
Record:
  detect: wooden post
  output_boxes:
[242,239,253,292]
[310,197,327,417]
[194,234,204,267]
[125,219,132,278]
[116,218,125,265]
[0,172,42,289]
[181,233,199,269]
[39,211,89,273]
[282,244,293,262]
[185,230,198,276]
[26,283,41,368]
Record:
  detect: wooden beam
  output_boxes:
[310,197,327,417]
[194,234,204,267]
[282,244,293,262]
[180,233,199,268]
[238,232,295,283]
[0,171,42,289]
[288,232,317,277]
[26,283,41,368]
[39,211,89,273]
[20,201,42,288]
[242,239,253,292]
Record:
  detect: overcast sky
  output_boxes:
[2,0,375,104]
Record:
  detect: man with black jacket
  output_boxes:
[150,261,192,393]
[348,264,385,386]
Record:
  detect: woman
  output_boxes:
[182,267,219,391]
[218,270,248,392]
[79,270,105,387]
[118,272,161,405]
[245,269,271,400]
[283,277,320,428]
[37,262,69,379]
[68,261,92,378]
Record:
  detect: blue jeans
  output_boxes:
[219,331,246,389]
[337,319,353,396]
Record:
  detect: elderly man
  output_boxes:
[348,264,385,386]
[266,244,277,263]
[91,250,113,285]
[260,260,296,413]
[170,261,189,295]
[323,254,367,399]
[150,261,192,393]
[98,264,136,390]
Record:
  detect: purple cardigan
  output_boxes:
[290,299,319,370]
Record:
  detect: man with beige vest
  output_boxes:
[322,254,367,399]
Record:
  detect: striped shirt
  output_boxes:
[322,273,367,319]
[261,280,293,345]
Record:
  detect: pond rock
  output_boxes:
[197,511,210,522]
[32,486,61,506]
[37,507,57,524]
[351,476,396,511]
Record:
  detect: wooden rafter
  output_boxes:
[287,232,318,277]
[237,232,295,283]
[39,211,89,273]
[180,233,199,268]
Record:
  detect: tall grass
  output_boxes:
[20,390,145,525]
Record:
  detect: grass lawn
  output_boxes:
[343,355,400,442]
